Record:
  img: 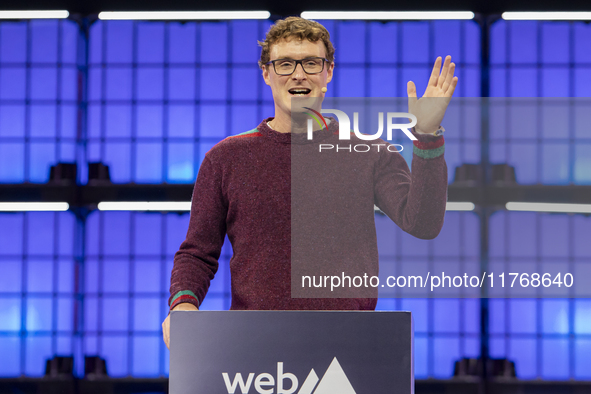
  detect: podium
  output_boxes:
[170,311,413,394]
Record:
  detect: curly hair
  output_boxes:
[258,17,335,69]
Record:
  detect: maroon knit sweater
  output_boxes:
[168,117,447,311]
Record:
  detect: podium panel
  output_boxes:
[170,311,413,394]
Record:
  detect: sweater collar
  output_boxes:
[257,117,337,145]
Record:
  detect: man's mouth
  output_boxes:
[288,88,312,96]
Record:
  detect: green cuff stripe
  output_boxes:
[413,144,445,159]
[170,290,198,306]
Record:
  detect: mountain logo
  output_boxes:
[222,357,356,394]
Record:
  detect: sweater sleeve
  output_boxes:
[373,133,448,240]
[168,154,227,310]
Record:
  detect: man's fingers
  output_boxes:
[445,77,459,97]
[441,62,456,92]
[407,80,418,110]
[428,57,442,87]
[438,56,452,88]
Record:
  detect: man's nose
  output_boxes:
[292,63,307,79]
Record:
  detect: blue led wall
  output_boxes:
[0,17,589,379]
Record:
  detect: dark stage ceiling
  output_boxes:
[2,0,591,19]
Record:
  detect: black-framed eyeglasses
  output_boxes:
[265,57,328,75]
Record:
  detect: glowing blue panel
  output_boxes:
[132,336,160,376]
[338,22,365,64]
[101,297,129,331]
[542,69,569,97]
[509,68,537,97]
[134,214,162,255]
[57,298,74,332]
[134,259,160,293]
[26,297,52,331]
[84,296,98,331]
[27,259,53,292]
[0,337,20,376]
[414,336,428,378]
[105,104,133,140]
[137,105,163,138]
[509,22,537,64]
[574,24,591,63]
[0,299,21,331]
[0,214,23,254]
[106,69,133,101]
[29,142,56,183]
[231,68,258,101]
[574,339,591,379]
[541,23,569,64]
[198,295,225,311]
[231,105,258,136]
[433,337,460,378]
[169,69,195,101]
[101,336,128,376]
[541,142,569,184]
[103,213,131,256]
[540,216,569,257]
[542,300,569,335]
[433,299,460,333]
[137,68,164,101]
[31,67,58,100]
[169,23,196,63]
[102,259,129,293]
[489,299,505,334]
[400,299,428,332]
[200,68,228,101]
[201,23,227,63]
[0,104,25,137]
[31,20,58,63]
[27,213,55,256]
[401,23,429,63]
[509,299,536,334]
[105,22,133,64]
[574,144,591,184]
[200,105,227,138]
[509,338,537,379]
[25,336,52,376]
[369,23,397,64]
[508,213,536,257]
[231,21,259,63]
[57,260,74,293]
[0,22,27,62]
[542,339,569,379]
[0,143,25,182]
[433,21,461,61]
[135,142,163,182]
[490,21,506,65]
[369,67,397,97]
[574,300,591,334]
[137,23,164,63]
[133,297,160,331]
[168,105,195,138]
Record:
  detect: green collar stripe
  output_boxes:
[413,144,445,159]
[235,128,259,136]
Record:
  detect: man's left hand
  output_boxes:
[407,55,458,135]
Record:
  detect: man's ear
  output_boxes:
[262,66,271,86]
[326,61,335,84]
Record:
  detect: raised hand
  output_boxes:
[407,55,458,135]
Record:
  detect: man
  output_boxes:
[162,17,457,348]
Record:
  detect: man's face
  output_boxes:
[262,38,334,119]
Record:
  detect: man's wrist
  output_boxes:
[172,303,199,311]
